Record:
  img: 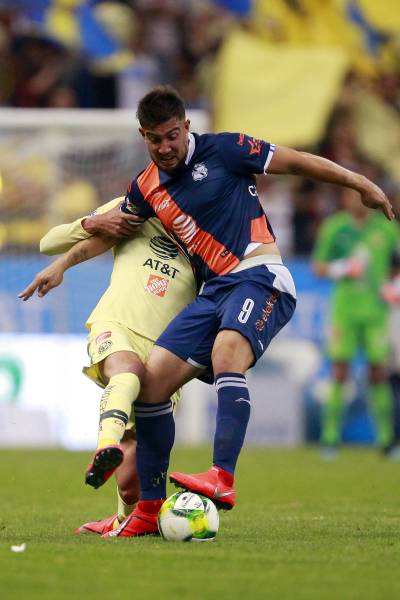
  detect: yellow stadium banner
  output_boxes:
[214,30,350,147]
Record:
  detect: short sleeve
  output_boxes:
[216,132,276,175]
[120,177,156,220]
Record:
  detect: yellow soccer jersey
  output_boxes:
[40,197,197,341]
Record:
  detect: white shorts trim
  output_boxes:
[187,357,207,369]
[267,264,297,299]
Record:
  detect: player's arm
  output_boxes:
[40,198,143,256]
[381,246,400,304]
[19,235,115,301]
[313,258,364,280]
[312,219,364,280]
[269,146,394,220]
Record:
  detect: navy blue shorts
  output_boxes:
[156,263,297,384]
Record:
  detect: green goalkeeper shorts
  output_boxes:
[328,308,389,364]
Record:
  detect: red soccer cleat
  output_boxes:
[102,500,162,538]
[169,466,235,510]
[85,444,124,489]
[75,514,119,536]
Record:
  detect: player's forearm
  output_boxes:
[270,146,393,220]
[312,261,329,278]
[313,258,364,280]
[294,152,369,191]
[40,219,90,255]
[62,235,115,270]
[270,147,369,192]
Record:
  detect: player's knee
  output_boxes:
[101,357,145,385]
[212,330,253,375]
[140,352,191,404]
[139,377,166,404]
[213,355,243,376]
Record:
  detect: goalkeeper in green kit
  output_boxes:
[313,187,400,456]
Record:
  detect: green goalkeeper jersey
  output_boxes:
[313,211,400,317]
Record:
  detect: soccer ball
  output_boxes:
[158,491,219,542]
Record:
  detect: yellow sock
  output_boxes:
[97,372,140,450]
[117,488,136,523]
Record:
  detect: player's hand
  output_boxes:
[325,257,365,280]
[359,181,395,221]
[346,258,365,279]
[18,262,65,301]
[381,280,400,305]
[82,206,144,238]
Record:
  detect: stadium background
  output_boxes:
[0,0,400,451]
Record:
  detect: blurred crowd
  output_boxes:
[0,0,399,253]
[0,0,236,110]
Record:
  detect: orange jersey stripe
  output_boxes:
[137,162,160,196]
[136,163,240,276]
[250,215,274,244]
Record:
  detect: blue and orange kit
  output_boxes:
[122,132,277,283]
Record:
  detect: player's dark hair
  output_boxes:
[137,86,186,129]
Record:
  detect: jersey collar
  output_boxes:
[185,132,195,165]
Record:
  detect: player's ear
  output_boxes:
[138,127,145,139]
[184,119,190,131]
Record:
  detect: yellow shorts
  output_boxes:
[83,320,180,431]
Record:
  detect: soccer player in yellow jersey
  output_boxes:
[19,197,196,534]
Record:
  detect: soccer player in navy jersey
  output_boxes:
[104,86,394,538]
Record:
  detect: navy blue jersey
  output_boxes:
[122,132,276,282]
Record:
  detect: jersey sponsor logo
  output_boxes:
[192,162,208,181]
[149,235,179,260]
[145,274,169,297]
[95,331,112,345]
[142,258,179,279]
[152,191,171,212]
[255,291,280,332]
[172,214,199,246]
[237,133,245,146]
[136,162,239,274]
[248,138,262,156]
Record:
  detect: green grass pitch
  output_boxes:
[1,446,399,600]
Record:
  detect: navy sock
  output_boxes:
[213,372,251,475]
[134,400,175,500]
